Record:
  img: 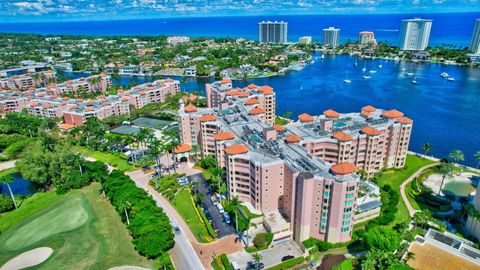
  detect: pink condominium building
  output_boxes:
[179,80,413,243]
[0,75,179,126]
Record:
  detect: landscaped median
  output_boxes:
[266,256,306,270]
[210,254,234,270]
[172,188,216,243]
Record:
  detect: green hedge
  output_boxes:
[197,205,217,238]
[101,170,174,259]
[221,254,234,270]
[267,256,305,270]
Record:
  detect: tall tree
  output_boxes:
[449,149,465,164]
[0,175,17,209]
[437,161,454,195]
[422,143,432,156]
[475,151,480,169]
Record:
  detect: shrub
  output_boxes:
[268,256,305,270]
[253,232,273,249]
[0,194,15,213]
[5,139,32,158]
[364,227,402,252]
[220,254,234,270]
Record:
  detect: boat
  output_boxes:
[369,70,377,74]
[440,72,449,78]
[354,58,358,67]
[343,72,351,84]
[401,68,406,72]
[363,75,371,80]
[362,62,367,72]
[321,54,325,59]
[378,64,383,68]
[447,77,455,82]
[411,77,417,85]
[406,72,415,76]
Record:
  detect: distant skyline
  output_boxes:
[0,0,479,23]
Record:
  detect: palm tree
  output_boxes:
[1,175,17,209]
[118,200,131,225]
[150,139,163,177]
[230,196,241,231]
[475,151,480,169]
[422,143,432,156]
[252,253,263,265]
[437,161,453,195]
[449,149,465,164]
[211,167,224,192]
[191,144,201,160]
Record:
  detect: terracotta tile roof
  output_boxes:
[165,78,174,82]
[118,89,124,93]
[70,105,78,109]
[102,101,110,106]
[324,109,340,118]
[139,91,147,95]
[85,107,94,111]
[221,79,232,84]
[382,109,404,119]
[285,134,301,143]
[360,111,372,118]
[121,97,129,101]
[247,84,257,89]
[97,95,106,99]
[333,131,353,141]
[87,99,95,104]
[249,107,265,115]
[30,102,39,107]
[100,72,107,76]
[199,114,217,122]
[58,123,75,130]
[184,104,197,113]
[245,98,258,105]
[259,85,273,95]
[361,126,382,136]
[76,98,83,102]
[238,92,249,98]
[362,105,376,112]
[214,132,235,141]
[173,143,192,154]
[224,144,249,155]
[298,113,314,123]
[226,89,241,96]
[331,162,357,175]
[273,125,285,131]
[397,117,413,124]
[62,97,70,101]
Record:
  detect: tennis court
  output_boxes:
[110,125,140,135]
[132,117,171,129]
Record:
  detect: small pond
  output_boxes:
[442,181,475,197]
[0,173,37,195]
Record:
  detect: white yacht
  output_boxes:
[363,75,371,80]
[440,72,449,78]
[447,77,455,82]
[411,77,417,85]
[369,70,377,74]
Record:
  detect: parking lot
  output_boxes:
[188,173,236,238]
[228,239,305,269]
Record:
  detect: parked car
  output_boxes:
[174,226,181,234]
[281,255,294,262]
[216,203,225,214]
[223,212,231,224]
[247,261,264,270]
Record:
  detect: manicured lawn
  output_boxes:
[172,188,213,243]
[0,183,149,269]
[240,205,262,219]
[374,154,436,225]
[75,146,138,172]
[274,117,290,125]
[333,258,353,270]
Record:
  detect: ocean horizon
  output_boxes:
[1,12,479,47]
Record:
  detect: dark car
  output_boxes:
[281,255,294,262]
[247,261,264,270]
[174,226,181,234]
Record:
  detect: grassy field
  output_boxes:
[374,154,435,225]
[75,146,138,172]
[0,183,149,269]
[333,258,353,270]
[172,188,212,243]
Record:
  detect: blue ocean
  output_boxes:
[2,12,480,166]
[1,12,479,46]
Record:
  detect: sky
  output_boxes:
[0,0,479,23]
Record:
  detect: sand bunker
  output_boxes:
[108,266,150,270]
[1,247,53,270]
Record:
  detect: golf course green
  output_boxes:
[0,183,149,269]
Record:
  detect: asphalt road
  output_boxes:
[127,171,205,270]
[188,173,236,238]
